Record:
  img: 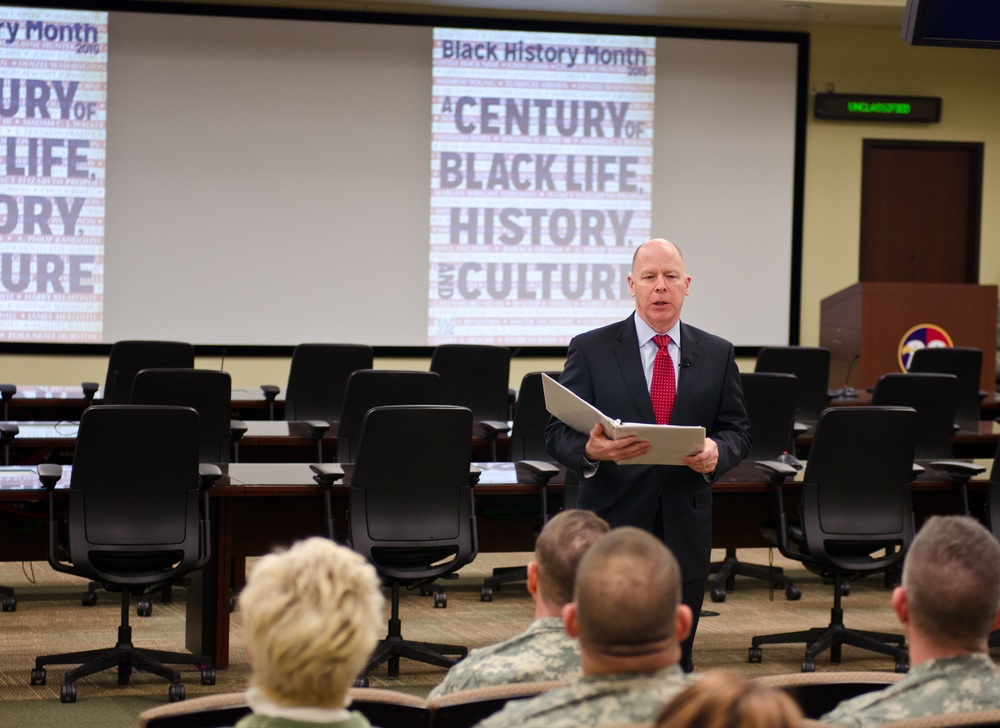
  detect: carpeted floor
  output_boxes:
[0,549,933,727]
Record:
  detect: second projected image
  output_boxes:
[429,28,655,345]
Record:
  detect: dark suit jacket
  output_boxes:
[545,314,751,581]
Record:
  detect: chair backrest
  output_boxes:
[67,405,205,587]
[509,371,561,462]
[337,370,441,462]
[139,691,250,728]
[739,372,798,460]
[131,368,233,465]
[428,680,564,728]
[347,687,432,728]
[753,671,905,720]
[800,406,918,573]
[871,372,958,459]
[102,340,195,405]
[431,344,511,422]
[755,346,831,424]
[349,405,476,580]
[283,343,374,421]
[909,346,983,430]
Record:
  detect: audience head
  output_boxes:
[566,526,690,665]
[654,670,804,728]
[531,509,610,609]
[239,537,384,708]
[898,515,1000,650]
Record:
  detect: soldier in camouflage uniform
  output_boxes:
[822,516,1000,728]
[429,510,610,698]
[474,527,694,728]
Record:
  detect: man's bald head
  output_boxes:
[573,527,683,657]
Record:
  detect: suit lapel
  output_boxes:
[672,323,702,423]
[613,314,656,423]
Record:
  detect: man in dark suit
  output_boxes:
[545,238,751,671]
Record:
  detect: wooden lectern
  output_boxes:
[820,282,998,392]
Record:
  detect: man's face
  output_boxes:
[627,240,691,333]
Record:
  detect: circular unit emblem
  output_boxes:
[898,324,953,372]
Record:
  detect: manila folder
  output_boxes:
[542,373,705,466]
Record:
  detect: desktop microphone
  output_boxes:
[834,354,860,398]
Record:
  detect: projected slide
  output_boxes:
[0,5,106,342]
[429,28,656,345]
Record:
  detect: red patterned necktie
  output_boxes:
[651,334,675,425]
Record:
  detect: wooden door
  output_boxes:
[860,140,982,283]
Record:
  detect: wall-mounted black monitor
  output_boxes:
[902,0,1000,49]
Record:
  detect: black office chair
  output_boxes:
[909,346,984,431]
[709,372,801,602]
[755,346,832,428]
[748,406,919,673]
[89,340,195,406]
[872,372,958,460]
[30,405,221,703]
[317,405,478,682]
[431,344,512,460]
[480,371,562,601]
[336,369,441,463]
[260,343,373,422]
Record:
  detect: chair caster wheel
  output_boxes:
[2,594,15,611]
[169,683,185,702]
[201,666,216,685]
[420,585,436,597]
[786,585,802,600]
[434,592,447,608]
[137,599,153,617]
[30,667,46,686]
[802,660,816,672]
[481,586,493,602]
[60,683,77,703]
[353,676,370,688]
[842,581,851,596]
[748,646,762,663]
[81,591,97,606]
[710,587,726,603]
[895,660,909,673]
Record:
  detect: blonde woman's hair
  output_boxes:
[655,670,804,728]
[239,537,384,708]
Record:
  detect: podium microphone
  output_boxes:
[835,354,860,398]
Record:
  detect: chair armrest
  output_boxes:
[199,463,223,488]
[0,422,18,444]
[518,460,559,485]
[754,460,798,479]
[479,420,511,437]
[310,463,345,486]
[928,460,985,480]
[230,420,248,441]
[469,465,482,486]
[37,463,62,489]
[260,384,280,401]
[302,420,331,438]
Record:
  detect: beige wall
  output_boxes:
[4,18,998,390]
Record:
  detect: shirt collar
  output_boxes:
[245,686,354,723]
[634,314,682,349]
